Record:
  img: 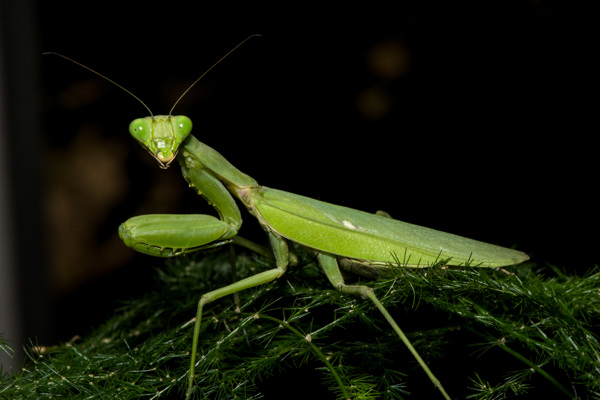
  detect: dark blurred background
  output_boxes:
[0,0,595,373]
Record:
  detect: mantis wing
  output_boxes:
[252,187,529,268]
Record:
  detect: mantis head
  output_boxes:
[45,35,258,170]
[129,115,192,169]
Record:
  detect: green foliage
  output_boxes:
[1,251,599,399]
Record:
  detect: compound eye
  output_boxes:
[129,118,152,143]
[172,115,192,141]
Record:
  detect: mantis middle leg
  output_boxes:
[186,233,289,399]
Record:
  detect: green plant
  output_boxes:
[1,251,598,399]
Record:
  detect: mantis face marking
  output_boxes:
[129,115,192,169]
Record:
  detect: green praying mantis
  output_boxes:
[46,37,529,400]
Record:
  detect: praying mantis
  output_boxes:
[46,37,529,400]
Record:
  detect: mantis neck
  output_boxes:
[182,135,259,190]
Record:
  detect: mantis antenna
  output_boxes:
[42,51,154,117]
[169,34,261,115]
[43,34,261,118]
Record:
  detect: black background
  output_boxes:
[1,0,596,365]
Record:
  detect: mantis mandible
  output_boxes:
[46,37,529,400]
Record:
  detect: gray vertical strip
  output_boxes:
[0,0,47,372]
[0,33,20,374]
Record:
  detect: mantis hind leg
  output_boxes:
[316,253,452,400]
